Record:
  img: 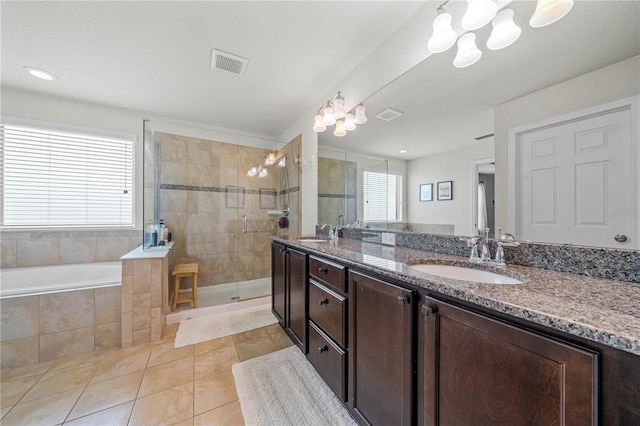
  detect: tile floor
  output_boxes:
[1,322,294,425]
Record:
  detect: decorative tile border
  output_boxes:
[160,183,297,196]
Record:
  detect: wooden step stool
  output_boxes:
[171,263,198,312]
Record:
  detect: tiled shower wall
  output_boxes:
[0,230,141,269]
[318,157,357,226]
[157,132,300,288]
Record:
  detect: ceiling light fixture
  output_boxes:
[427,0,573,68]
[313,92,367,137]
[23,67,58,81]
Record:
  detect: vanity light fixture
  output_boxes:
[313,92,367,136]
[250,153,289,177]
[264,152,277,166]
[23,66,58,81]
[427,0,573,68]
[529,0,574,28]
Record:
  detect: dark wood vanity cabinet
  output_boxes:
[418,296,598,426]
[271,242,307,352]
[348,271,414,426]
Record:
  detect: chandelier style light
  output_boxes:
[427,0,573,68]
[313,92,367,137]
[247,152,295,177]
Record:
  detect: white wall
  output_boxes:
[407,141,494,236]
[494,56,640,231]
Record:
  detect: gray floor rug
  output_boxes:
[174,303,278,348]
[232,346,357,426]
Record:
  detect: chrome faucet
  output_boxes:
[321,224,338,241]
[468,236,491,262]
[338,215,345,227]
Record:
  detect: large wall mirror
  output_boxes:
[318,0,639,249]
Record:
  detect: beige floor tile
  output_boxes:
[235,336,279,362]
[90,344,151,384]
[172,416,194,426]
[1,385,83,426]
[194,401,244,426]
[22,363,97,403]
[194,335,234,355]
[47,350,108,375]
[0,375,40,408]
[232,327,270,345]
[264,323,282,335]
[129,382,193,426]
[194,345,238,380]
[194,370,238,416]
[163,323,179,339]
[147,339,194,368]
[139,357,194,397]
[270,327,295,349]
[68,369,143,420]
[1,406,11,420]
[1,360,52,382]
[63,401,133,426]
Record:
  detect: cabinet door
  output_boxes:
[286,248,307,352]
[349,271,414,426]
[419,296,598,426]
[271,242,286,328]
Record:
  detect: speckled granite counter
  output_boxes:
[274,236,640,356]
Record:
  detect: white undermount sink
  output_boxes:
[408,264,524,284]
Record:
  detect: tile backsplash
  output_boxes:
[0,230,141,269]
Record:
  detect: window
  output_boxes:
[1,117,135,228]
[363,171,403,222]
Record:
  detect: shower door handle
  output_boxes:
[242,215,247,233]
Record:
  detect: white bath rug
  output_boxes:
[174,303,278,348]
[232,346,357,426]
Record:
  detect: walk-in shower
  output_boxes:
[143,120,301,311]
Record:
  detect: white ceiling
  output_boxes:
[2,1,639,160]
[0,1,424,138]
[319,0,640,159]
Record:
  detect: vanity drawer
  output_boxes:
[308,321,347,402]
[309,256,346,293]
[309,280,347,347]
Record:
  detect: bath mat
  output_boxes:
[174,303,278,348]
[232,346,357,426]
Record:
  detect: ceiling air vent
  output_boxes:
[376,108,403,122]
[211,49,248,76]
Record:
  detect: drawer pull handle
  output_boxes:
[421,304,437,316]
[318,266,328,274]
[319,345,328,353]
[279,248,286,253]
[319,298,329,306]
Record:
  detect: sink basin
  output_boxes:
[297,238,329,243]
[408,264,524,284]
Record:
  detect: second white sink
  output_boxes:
[409,264,524,284]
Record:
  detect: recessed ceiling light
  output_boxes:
[399,149,408,154]
[23,67,58,81]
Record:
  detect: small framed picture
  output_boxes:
[437,181,453,201]
[419,183,433,202]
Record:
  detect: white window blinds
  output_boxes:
[363,171,402,222]
[0,118,135,228]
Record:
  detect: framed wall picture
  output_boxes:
[419,183,433,202]
[437,181,453,201]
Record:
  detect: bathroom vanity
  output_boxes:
[271,236,640,426]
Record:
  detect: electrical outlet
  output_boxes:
[381,232,396,246]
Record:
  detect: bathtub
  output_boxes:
[0,261,122,298]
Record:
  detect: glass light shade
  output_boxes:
[259,168,268,178]
[332,94,346,119]
[277,156,286,168]
[344,113,356,131]
[461,0,498,31]
[530,0,574,28]
[313,113,326,132]
[265,152,276,165]
[427,12,457,53]
[454,33,482,68]
[322,103,336,126]
[354,104,367,125]
[487,8,521,50]
[334,119,347,137]
[248,166,258,177]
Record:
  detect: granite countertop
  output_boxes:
[274,236,640,356]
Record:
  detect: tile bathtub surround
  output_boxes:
[278,236,640,355]
[318,227,640,284]
[0,286,122,370]
[0,230,141,269]
[0,321,293,425]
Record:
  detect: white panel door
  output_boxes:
[517,107,636,248]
